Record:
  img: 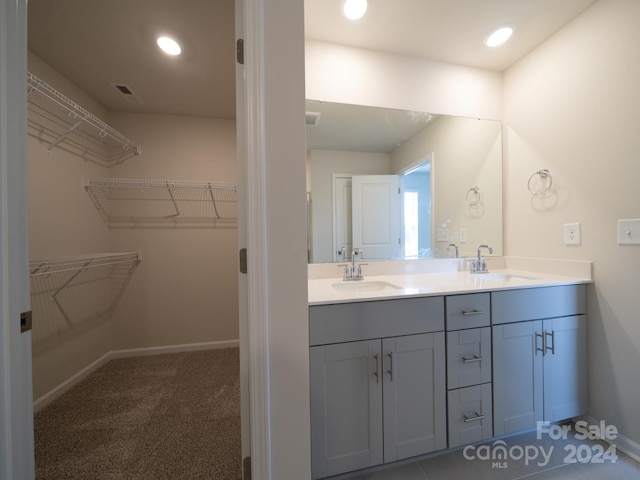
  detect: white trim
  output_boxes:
[33,340,240,413]
[32,352,111,413]
[580,415,640,463]
[109,339,240,359]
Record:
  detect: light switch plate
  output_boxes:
[459,228,468,243]
[437,229,449,242]
[564,223,581,245]
[617,218,640,245]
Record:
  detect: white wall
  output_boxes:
[108,112,239,350]
[503,0,640,445]
[306,40,503,120]
[27,52,113,400]
[309,149,391,262]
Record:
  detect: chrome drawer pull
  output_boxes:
[463,412,485,423]
[462,355,483,363]
[462,310,484,316]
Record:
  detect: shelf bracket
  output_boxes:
[208,183,221,219]
[166,182,181,217]
[51,261,91,299]
[47,117,86,153]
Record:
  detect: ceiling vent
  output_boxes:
[306,111,321,127]
[110,83,144,104]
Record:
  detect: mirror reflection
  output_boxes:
[306,100,503,263]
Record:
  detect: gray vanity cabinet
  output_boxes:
[492,285,588,436]
[309,298,446,479]
[445,293,493,448]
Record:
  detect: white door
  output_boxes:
[234,0,251,475]
[351,175,401,260]
[0,0,36,478]
[333,176,353,262]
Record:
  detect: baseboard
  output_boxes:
[109,339,240,359]
[33,351,112,413]
[579,415,640,463]
[33,339,240,412]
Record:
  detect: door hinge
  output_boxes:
[239,248,248,274]
[242,456,251,479]
[236,38,244,65]
[20,310,32,333]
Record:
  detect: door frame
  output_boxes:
[0,0,36,478]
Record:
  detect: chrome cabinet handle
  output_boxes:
[462,355,483,363]
[387,352,393,381]
[462,310,484,316]
[545,330,555,355]
[463,412,485,423]
[373,353,380,384]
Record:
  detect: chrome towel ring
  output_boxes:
[528,169,553,195]
[466,186,481,206]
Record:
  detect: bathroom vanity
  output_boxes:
[308,266,589,479]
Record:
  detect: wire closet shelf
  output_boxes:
[84,176,238,227]
[29,252,142,299]
[26,72,140,166]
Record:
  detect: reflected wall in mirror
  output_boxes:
[306,100,502,263]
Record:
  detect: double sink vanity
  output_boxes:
[308,257,591,479]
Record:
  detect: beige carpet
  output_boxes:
[34,348,241,480]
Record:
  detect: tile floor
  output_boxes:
[331,428,640,480]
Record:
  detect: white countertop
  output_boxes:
[308,268,592,306]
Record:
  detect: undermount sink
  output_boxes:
[331,280,403,292]
[477,273,538,282]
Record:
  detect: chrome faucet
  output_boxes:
[338,248,366,281]
[471,244,493,273]
[447,243,459,258]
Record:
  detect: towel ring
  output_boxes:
[466,186,481,206]
[528,169,553,195]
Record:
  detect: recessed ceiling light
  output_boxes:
[485,25,515,47]
[156,36,182,56]
[341,0,367,20]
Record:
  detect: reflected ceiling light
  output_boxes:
[341,0,368,20]
[156,36,182,56]
[485,25,515,47]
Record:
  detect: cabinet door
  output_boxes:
[543,315,588,422]
[310,340,383,479]
[382,333,446,463]
[493,321,543,436]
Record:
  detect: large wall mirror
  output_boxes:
[306,100,503,263]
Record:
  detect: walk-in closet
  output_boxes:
[26,1,240,478]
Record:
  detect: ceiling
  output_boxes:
[27,0,599,120]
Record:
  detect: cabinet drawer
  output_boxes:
[448,384,493,448]
[491,285,586,324]
[309,297,444,346]
[447,327,491,389]
[446,293,490,330]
